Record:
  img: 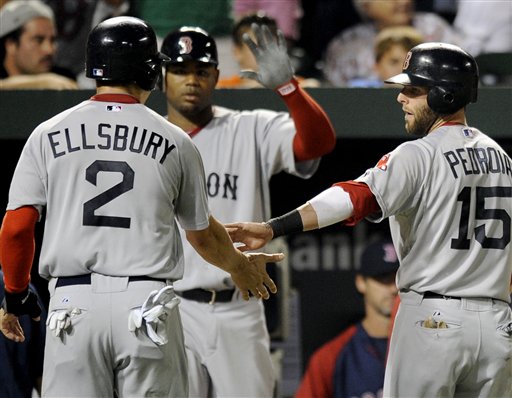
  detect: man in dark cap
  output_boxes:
[296,239,399,398]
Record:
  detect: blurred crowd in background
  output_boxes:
[1,0,511,90]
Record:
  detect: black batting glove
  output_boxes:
[2,287,42,318]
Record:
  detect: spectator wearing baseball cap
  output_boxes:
[0,0,77,89]
[296,239,399,398]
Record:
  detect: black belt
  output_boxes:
[423,291,461,300]
[56,274,166,288]
[176,288,236,304]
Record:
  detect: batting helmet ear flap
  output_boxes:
[427,86,466,115]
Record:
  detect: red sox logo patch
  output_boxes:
[376,153,391,171]
[402,51,412,70]
[178,36,193,54]
[383,243,398,263]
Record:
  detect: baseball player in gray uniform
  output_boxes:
[228,42,512,397]
[160,25,336,397]
[0,17,282,397]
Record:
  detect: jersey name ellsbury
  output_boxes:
[444,146,512,179]
[47,123,176,164]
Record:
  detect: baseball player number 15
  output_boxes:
[451,185,511,250]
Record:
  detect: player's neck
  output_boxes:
[361,313,390,338]
[3,57,24,76]
[167,106,214,133]
[428,109,467,134]
[96,85,150,104]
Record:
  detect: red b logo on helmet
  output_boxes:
[178,36,193,55]
[402,51,412,70]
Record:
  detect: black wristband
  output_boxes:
[266,209,304,238]
[2,288,41,318]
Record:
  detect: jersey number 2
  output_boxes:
[451,186,511,250]
[83,160,134,228]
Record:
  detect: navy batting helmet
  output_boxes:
[161,26,218,66]
[85,16,169,91]
[385,42,479,114]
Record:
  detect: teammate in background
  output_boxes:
[0,16,281,397]
[217,13,320,89]
[0,270,46,398]
[0,0,77,90]
[160,25,336,397]
[227,42,512,397]
[349,25,424,88]
[295,239,399,398]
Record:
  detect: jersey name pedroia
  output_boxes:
[357,124,512,302]
[174,106,320,291]
[7,96,210,280]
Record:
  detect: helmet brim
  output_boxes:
[158,52,171,63]
[384,73,411,85]
[166,55,218,66]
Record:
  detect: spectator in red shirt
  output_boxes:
[295,239,399,398]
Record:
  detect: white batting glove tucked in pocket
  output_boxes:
[47,308,81,337]
[128,286,180,346]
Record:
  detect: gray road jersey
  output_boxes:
[357,125,512,302]
[7,98,210,280]
[175,106,320,290]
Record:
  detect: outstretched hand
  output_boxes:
[0,288,41,342]
[240,23,294,89]
[0,309,26,342]
[226,222,274,251]
[231,251,283,301]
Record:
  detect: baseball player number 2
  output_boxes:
[451,185,511,250]
[83,160,134,229]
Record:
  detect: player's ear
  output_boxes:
[5,37,17,55]
[214,67,220,84]
[355,274,367,295]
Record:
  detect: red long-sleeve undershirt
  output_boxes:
[278,79,336,162]
[0,206,38,293]
[333,181,381,225]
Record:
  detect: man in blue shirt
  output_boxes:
[296,239,399,398]
[0,270,47,398]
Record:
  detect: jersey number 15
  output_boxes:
[451,186,511,250]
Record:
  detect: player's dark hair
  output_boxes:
[232,13,278,46]
[1,28,23,63]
